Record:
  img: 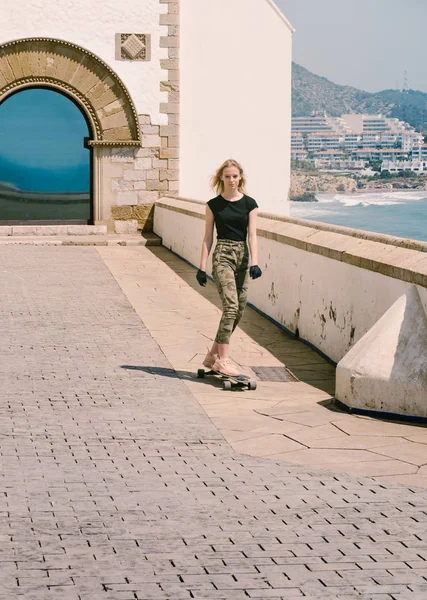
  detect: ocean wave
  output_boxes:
[315,191,426,207]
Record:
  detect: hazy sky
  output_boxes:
[275,0,427,94]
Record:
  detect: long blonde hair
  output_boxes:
[211,159,247,195]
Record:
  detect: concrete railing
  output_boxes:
[154,195,427,366]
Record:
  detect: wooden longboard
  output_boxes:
[197,368,257,390]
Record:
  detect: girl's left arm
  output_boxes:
[248,208,259,267]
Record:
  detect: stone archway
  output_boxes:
[0,38,141,147]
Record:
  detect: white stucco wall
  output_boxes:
[180,0,294,215]
[0,0,168,124]
[154,199,427,364]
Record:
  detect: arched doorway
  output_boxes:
[0,38,142,224]
[0,88,92,224]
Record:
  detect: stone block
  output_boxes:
[159,169,179,181]
[167,135,179,148]
[0,226,12,236]
[141,135,161,148]
[146,180,168,191]
[153,159,168,169]
[159,13,179,25]
[160,125,179,137]
[167,70,179,82]
[135,148,152,158]
[168,25,179,38]
[336,286,427,418]
[168,159,179,170]
[160,59,179,70]
[114,219,138,234]
[131,204,153,220]
[124,170,147,181]
[167,91,179,103]
[167,114,179,125]
[138,191,159,203]
[168,47,179,59]
[67,225,107,235]
[112,179,134,191]
[133,181,147,190]
[117,191,138,206]
[141,125,160,134]
[146,169,160,180]
[100,111,128,131]
[111,205,133,220]
[160,102,179,115]
[134,158,152,170]
[138,114,152,125]
[160,81,179,93]
[131,203,154,231]
[160,36,179,48]
[160,148,179,159]
[168,180,180,192]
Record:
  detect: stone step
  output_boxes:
[0,232,162,247]
[0,225,108,236]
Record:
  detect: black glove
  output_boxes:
[250,265,262,280]
[196,269,207,286]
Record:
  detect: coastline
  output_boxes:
[290,190,427,243]
[291,169,427,201]
[336,187,426,195]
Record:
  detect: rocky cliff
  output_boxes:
[290,170,427,200]
[291,172,357,199]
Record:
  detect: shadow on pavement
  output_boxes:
[121,365,248,391]
[145,246,336,396]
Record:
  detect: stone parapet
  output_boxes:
[153,196,427,365]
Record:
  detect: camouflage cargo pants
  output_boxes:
[212,240,249,344]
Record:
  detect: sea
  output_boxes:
[290,191,427,243]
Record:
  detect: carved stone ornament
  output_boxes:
[0,38,141,146]
[116,34,151,61]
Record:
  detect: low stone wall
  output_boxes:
[154,195,427,364]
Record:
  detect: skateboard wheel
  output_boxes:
[248,380,257,391]
[223,380,232,390]
[197,369,205,378]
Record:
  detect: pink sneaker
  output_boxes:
[212,357,240,377]
[203,349,218,369]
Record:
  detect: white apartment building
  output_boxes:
[292,116,334,133]
[313,150,345,160]
[306,132,344,151]
[291,149,308,161]
[382,160,426,174]
[314,158,367,170]
[291,133,305,150]
[401,131,424,151]
[343,134,361,150]
[412,145,427,160]
[292,114,422,165]
[352,148,408,161]
[360,133,381,148]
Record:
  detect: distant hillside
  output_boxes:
[292,63,427,132]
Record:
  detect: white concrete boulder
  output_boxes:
[336,285,427,418]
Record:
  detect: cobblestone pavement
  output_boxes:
[1,246,427,600]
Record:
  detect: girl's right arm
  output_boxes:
[199,205,215,271]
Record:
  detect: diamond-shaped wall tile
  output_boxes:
[115,34,151,61]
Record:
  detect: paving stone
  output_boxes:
[0,246,426,599]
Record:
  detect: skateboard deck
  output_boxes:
[197,368,257,390]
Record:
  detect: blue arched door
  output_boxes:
[0,88,91,223]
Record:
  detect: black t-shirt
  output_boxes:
[207,195,258,241]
